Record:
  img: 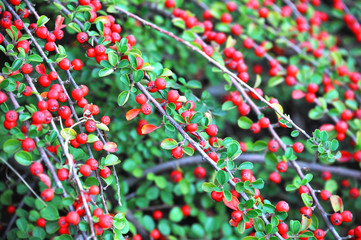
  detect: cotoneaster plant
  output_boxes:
[0,0,360,240]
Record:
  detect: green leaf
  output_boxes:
[301,193,313,208]
[160,138,177,150]
[201,182,218,192]
[238,116,253,129]
[3,139,21,154]
[172,18,185,29]
[253,217,265,232]
[108,51,119,67]
[87,134,99,143]
[253,140,267,151]
[222,101,237,111]
[40,206,59,221]
[308,106,324,120]
[133,70,144,82]
[15,151,33,166]
[113,213,127,230]
[117,91,130,106]
[68,22,82,33]
[216,170,229,185]
[182,30,195,41]
[99,67,114,77]
[264,152,278,167]
[179,179,190,195]
[290,220,301,235]
[227,142,242,160]
[101,154,121,166]
[60,128,77,140]
[84,177,99,188]
[37,16,50,27]
[169,207,183,222]
[291,130,299,137]
[268,76,284,88]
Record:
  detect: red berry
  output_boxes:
[66,211,80,225]
[140,103,152,115]
[76,32,88,44]
[41,189,54,202]
[320,190,331,201]
[314,229,325,239]
[268,139,279,152]
[79,164,92,176]
[94,45,106,55]
[167,90,179,103]
[330,213,343,226]
[293,142,304,153]
[276,161,288,173]
[300,206,312,216]
[93,140,104,151]
[164,0,175,8]
[181,205,190,216]
[154,78,166,90]
[194,166,206,179]
[349,188,360,198]
[153,210,163,220]
[22,138,36,152]
[30,162,43,176]
[57,168,69,181]
[71,59,83,71]
[299,186,310,195]
[85,120,97,132]
[59,59,71,70]
[5,110,18,122]
[76,133,88,144]
[170,170,182,182]
[341,210,353,222]
[171,146,183,159]
[206,124,218,136]
[276,201,289,212]
[36,218,46,228]
[210,191,224,202]
[231,210,243,222]
[278,222,288,235]
[99,166,111,178]
[98,214,113,229]
[269,172,281,184]
[150,229,161,240]
[259,117,270,128]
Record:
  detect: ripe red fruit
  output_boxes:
[58,106,71,120]
[321,171,331,181]
[276,161,288,173]
[171,146,183,159]
[94,45,106,55]
[76,133,88,145]
[330,213,343,226]
[98,214,113,229]
[76,32,88,44]
[36,218,46,228]
[140,103,152,115]
[153,210,163,220]
[194,166,206,179]
[231,210,243,222]
[300,206,312,216]
[250,122,261,134]
[231,24,243,35]
[84,120,97,132]
[314,229,325,239]
[259,117,270,128]
[22,138,36,152]
[66,211,80,225]
[59,59,71,70]
[292,142,304,153]
[30,162,43,176]
[71,59,83,71]
[93,140,104,151]
[181,205,191,216]
[299,185,310,195]
[320,190,331,201]
[41,189,54,202]
[276,201,289,212]
[269,172,281,184]
[341,210,353,222]
[258,7,269,18]
[287,65,299,77]
[220,13,232,23]
[254,46,265,57]
[210,191,224,202]
[36,26,48,39]
[100,116,111,125]
[7,205,16,214]
[5,110,18,122]
[0,91,7,104]
[167,90,179,103]
[170,170,183,182]
[206,124,218,136]
[278,222,288,235]
[307,83,319,93]
[135,94,147,104]
[21,64,33,74]
[99,166,111,178]
[349,188,360,198]
[164,0,175,8]
[154,78,167,90]
[150,229,161,240]
[268,139,279,152]
[335,120,348,133]
[79,164,92,176]
[57,168,69,181]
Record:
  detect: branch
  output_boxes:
[125,154,361,187]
